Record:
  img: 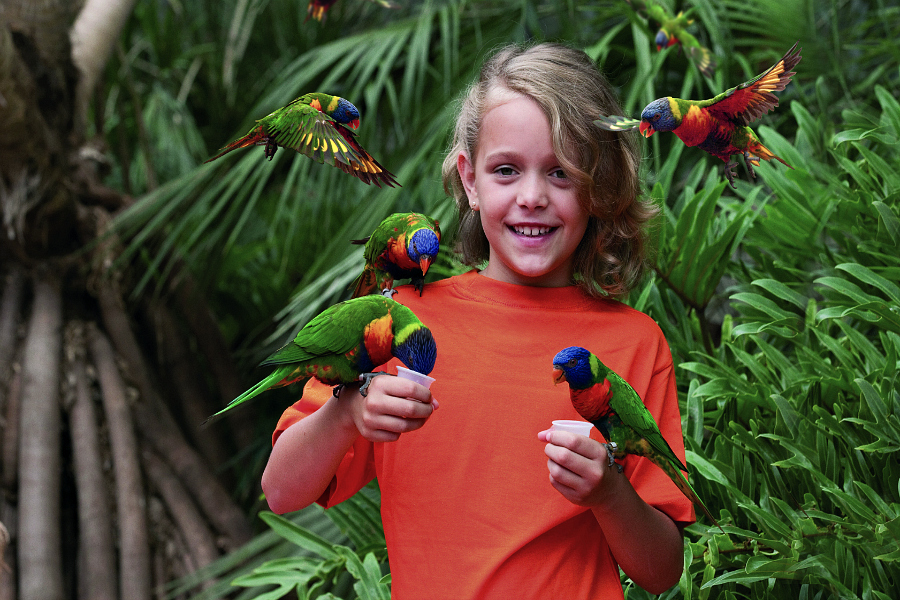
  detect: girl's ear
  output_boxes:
[457,151,479,210]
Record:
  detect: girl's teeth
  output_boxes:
[514,226,551,236]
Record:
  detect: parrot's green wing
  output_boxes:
[677,29,717,78]
[262,296,391,366]
[263,100,361,168]
[594,115,641,132]
[606,371,690,474]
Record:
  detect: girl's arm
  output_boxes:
[262,376,437,514]
[537,431,684,594]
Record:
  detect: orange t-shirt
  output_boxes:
[272,270,694,599]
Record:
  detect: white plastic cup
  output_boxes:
[396,366,436,389]
[550,419,593,437]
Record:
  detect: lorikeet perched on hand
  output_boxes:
[306,0,399,23]
[596,42,801,189]
[351,212,441,299]
[552,346,721,530]
[626,0,716,77]
[205,92,399,188]
[204,295,436,425]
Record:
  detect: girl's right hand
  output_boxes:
[336,374,438,443]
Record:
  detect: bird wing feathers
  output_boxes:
[701,42,801,126]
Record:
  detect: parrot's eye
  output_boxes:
[567,358,578,368]
[651,114,660,121]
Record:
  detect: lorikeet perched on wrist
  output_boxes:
[203,295,436,425]
[552,346,722,531]
[596,42,801,188]
[205,92,399,188]
[351,212,442,299]
[625,0,716,77]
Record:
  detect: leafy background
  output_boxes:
[97,0,900,598]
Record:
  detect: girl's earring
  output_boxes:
[470,202,478,211]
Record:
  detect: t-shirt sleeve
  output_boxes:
[271,378,376,507]
[626,335,697,526]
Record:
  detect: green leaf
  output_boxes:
[258,511,340,560]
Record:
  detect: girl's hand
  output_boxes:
[337,374,438,443]
[537,430,624,507]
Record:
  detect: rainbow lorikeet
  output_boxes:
[351,212,441,299]
[204,295,436,425]
[626,0,716,77]
[205,92,399,188]
[306,0,399,22]
[596,42,801,188]
[552,346,721,530]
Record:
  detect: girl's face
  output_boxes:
[458,92,589,287]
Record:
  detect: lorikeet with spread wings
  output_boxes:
[306,0,399,22]
[596,42,801,188]
[552,346,722,530]
[351,213,441,299]
[205,92,399,188]
[626,0,716,77]
[204,295,436,425]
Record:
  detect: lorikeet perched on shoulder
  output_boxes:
[204,295,436,425]
[596,42,801,188]
[625,0,716,77]
[552,346,722,531]
[351,212,441,299]
[205,92,399,188]
[306,0,399,23]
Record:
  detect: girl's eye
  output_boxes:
[495,166,516,176]
[550,169,568,179]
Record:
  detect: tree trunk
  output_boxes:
[16,273,64,600]
[89,324,152,600]
[67,334,117,600]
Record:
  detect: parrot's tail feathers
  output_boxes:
[673,469,725,533]
[752,142,793,170]
[200,367,290,428]
[204,129,268,163]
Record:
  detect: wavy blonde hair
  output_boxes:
[442,42,656,298]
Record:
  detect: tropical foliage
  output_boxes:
[93,0,900,598]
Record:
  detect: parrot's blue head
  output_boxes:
[654,29,671,51]
[640,97,678,135]
[407,228,441,274]
[552,346,594,390]
[332,97,361,129]
[394,326,437,376]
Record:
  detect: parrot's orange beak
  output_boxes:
[419,256,432,276]
[349,119,360,129]
[552,368,567,385]
[639,121,655,138]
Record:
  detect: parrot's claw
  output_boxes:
[358,371,388,397]
[381,288,397,298]
[724,161,738,189]
[602,442,624,473]
[413,278,425,297]
[742,151,758,180]
[264,138,278,161]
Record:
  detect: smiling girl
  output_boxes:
[262,42,693,599]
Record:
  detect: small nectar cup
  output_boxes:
[396,366,436,389]
[550,420,593,437]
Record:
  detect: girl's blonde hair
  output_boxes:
[442,42,656,298]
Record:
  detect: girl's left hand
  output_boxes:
[537,429,625,507]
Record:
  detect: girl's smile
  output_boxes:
[458,91,589,287]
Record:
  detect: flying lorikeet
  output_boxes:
[625,0,716,77]
[306,0,400,23]
[205,92,399,188]
[204,295,436,425]
[351,212,442,299]
[595,42,801,189]
[552,346,721,530]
